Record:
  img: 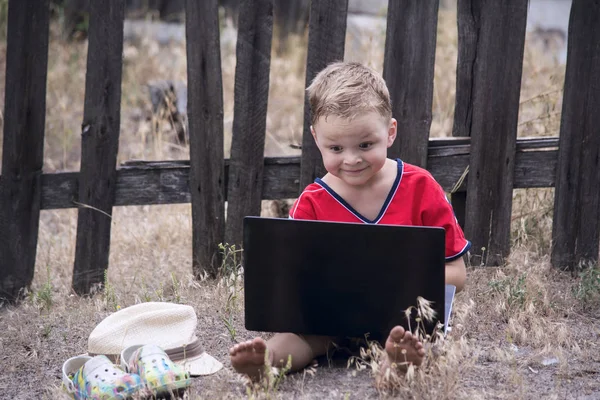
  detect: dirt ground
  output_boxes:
[0,206,599,399]
[1,271,599,400]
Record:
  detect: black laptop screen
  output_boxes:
[243,217,446,338]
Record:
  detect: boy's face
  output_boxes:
[311,111,397,187]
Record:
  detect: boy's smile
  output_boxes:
[311,112,397,187]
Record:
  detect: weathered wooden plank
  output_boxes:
[383,1,439,167]
[453,0,478,139]
[462,0,528,266]
[299,0,348,191]
[185,0,225,278]
[37,148,557,210]
[513,150,557,188]
[449,0,478,228]
[72,0,125,295]
[428,137,558,157]
[0,0,50,302]
[225,0,273,249]
[41,172,80,209]
[551,0,600,270]
[429,136,558,149]
[429,150,557,191]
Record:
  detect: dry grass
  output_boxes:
[1,7,599,400]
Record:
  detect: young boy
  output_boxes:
[230,61,470,380]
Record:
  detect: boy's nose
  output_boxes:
[344,153,362,165]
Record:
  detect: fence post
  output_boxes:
[185,0,225,278]
[72,0,125,294]
[551,0,600,270]
[462,0,528,266]
[225,0,273,249]
[450,0,479,228]
[299,0,349,191]
[383,1,439,168]
[0,0,50,302]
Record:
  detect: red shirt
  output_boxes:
[289,159,471,261]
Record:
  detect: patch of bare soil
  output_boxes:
[1,208,598,399]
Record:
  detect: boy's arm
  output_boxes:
[445,256,466,293]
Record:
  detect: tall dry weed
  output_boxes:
[347,297,476,399]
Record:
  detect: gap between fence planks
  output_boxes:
[0,0,50,300]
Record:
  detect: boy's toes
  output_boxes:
[388,325,406,343]
[229,340,252,355]
[250,337,268,353]
[229,338,270,380]
[384,325,425,367]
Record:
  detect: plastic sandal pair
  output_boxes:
[63,344,192,399]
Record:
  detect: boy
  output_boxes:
[230,62,470,380]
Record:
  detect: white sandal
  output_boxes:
[62,354,144,399]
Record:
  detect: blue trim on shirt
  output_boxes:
[446,240,472,261]
[314,159,403,224]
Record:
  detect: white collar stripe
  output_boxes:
[374,160,404,224]
[315,181,369,223]
[314,159,403,224]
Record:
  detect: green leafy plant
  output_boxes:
[154,282,165,302]
[218,243,244,341]
[33,265,54,314]
[41,323,53,338]
[572,263,600,311]
[218,243,244,313]
[140,278,153,303]
[221,314,237,341]
[103,270,119,311]
[489,274,528,311]
[170,272,182,303]
[246,353,293,399]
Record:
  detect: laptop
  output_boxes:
[242,216,450,339]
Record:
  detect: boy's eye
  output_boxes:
[359,142,373,149]
[330,146,342,152]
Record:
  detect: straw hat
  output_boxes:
[87,302,223,376]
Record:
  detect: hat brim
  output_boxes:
[179,351,223,376]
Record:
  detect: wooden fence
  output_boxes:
[1,0,599,301]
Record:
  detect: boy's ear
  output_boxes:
[310,125,318,143]
[387,118,398,147]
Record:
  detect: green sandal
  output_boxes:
[121,344,192,398]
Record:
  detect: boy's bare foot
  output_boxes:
[230,338,272,380]
[384,326,425,367]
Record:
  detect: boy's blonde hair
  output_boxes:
[306,61,392,126]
